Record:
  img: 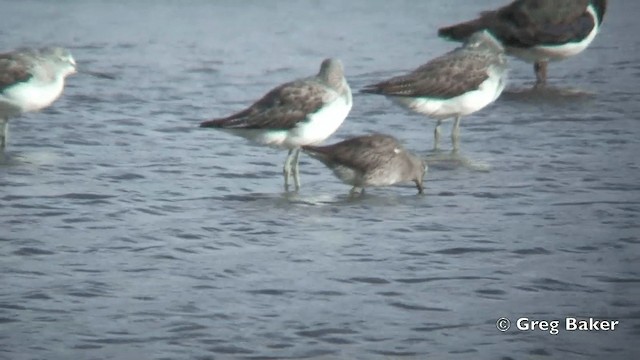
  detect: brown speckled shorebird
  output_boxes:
[362,31,507,151]
[201,58,352,192]
[303,134,426,195]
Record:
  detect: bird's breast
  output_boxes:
[2,76,66,113]
[286,94,352,147]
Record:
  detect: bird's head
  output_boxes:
[464,30,504,54]
[41,47,77,78]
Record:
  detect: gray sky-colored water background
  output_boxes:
[1,1,639,359]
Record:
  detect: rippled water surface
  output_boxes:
[1,0,639,359]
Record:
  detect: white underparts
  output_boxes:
[508,5,600,62]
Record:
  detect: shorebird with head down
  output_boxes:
[0,47,77,151]
[200,58,352,192]
[303,134,426,196]
[438,0,607,88]
[362,31,507,152]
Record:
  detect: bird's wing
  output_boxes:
[491,0,596,47]
[362,51,491,99]
[201,78,336,130]
[306,135,403,173]
[439,0,596,47]
[0,52,33,93]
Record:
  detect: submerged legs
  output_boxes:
[349,186,365,197]
[283,149,295,191]
[291,148,301,191]
[0,118,7,151]
[451,115,461,152]
[433,117,462,151]
[534,61,548,88]
[283,148,302,192]
[433,119,442,151]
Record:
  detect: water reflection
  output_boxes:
[425,149,491,172]
[501,86,596,103]
[0,151,60,167]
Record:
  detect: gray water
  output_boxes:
[1,0,639,359]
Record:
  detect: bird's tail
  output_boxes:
[438,17,490,42]
[200,108,252,128]
[199,117,228,128]
[359,83,385,95]
[301,144,322,154]
[301,145,332,161]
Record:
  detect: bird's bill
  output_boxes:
[78,69,116,80]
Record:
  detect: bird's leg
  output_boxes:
[534,61,548,88]
[349,186,364,198]
[291,148,301,191]
[451,115,461,152]
[0,118,7,151]
[433,119,442,151]
[283,149,295,191]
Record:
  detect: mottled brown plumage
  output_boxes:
[201,81,328,130]
[361,32,507,151]
[0,53,33,92]
[199,58,352,191]
[303,134,426,194]
[362,51,494,100]
[200,58,349,130]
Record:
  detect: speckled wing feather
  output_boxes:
[304,135,403,173]
[0,51,33,92]
[201,78,334,130]
[362,51,492,99]
[439,0,597,47]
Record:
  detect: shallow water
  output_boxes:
[1,0,639,359]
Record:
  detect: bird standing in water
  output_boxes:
[362,31,507,152]
[303,134,426,196]
[200,58,352,192]
[0,47,77,151]
[439,0,607,88]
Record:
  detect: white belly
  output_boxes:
[0,77,66,115]
[220,88,353,149]
[395,66,506,120]
[284,92,352,147]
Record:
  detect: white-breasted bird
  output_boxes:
[200,58,352,191]
[362,31,507,151]
[439,0,607,88]
[0,47,77,151]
